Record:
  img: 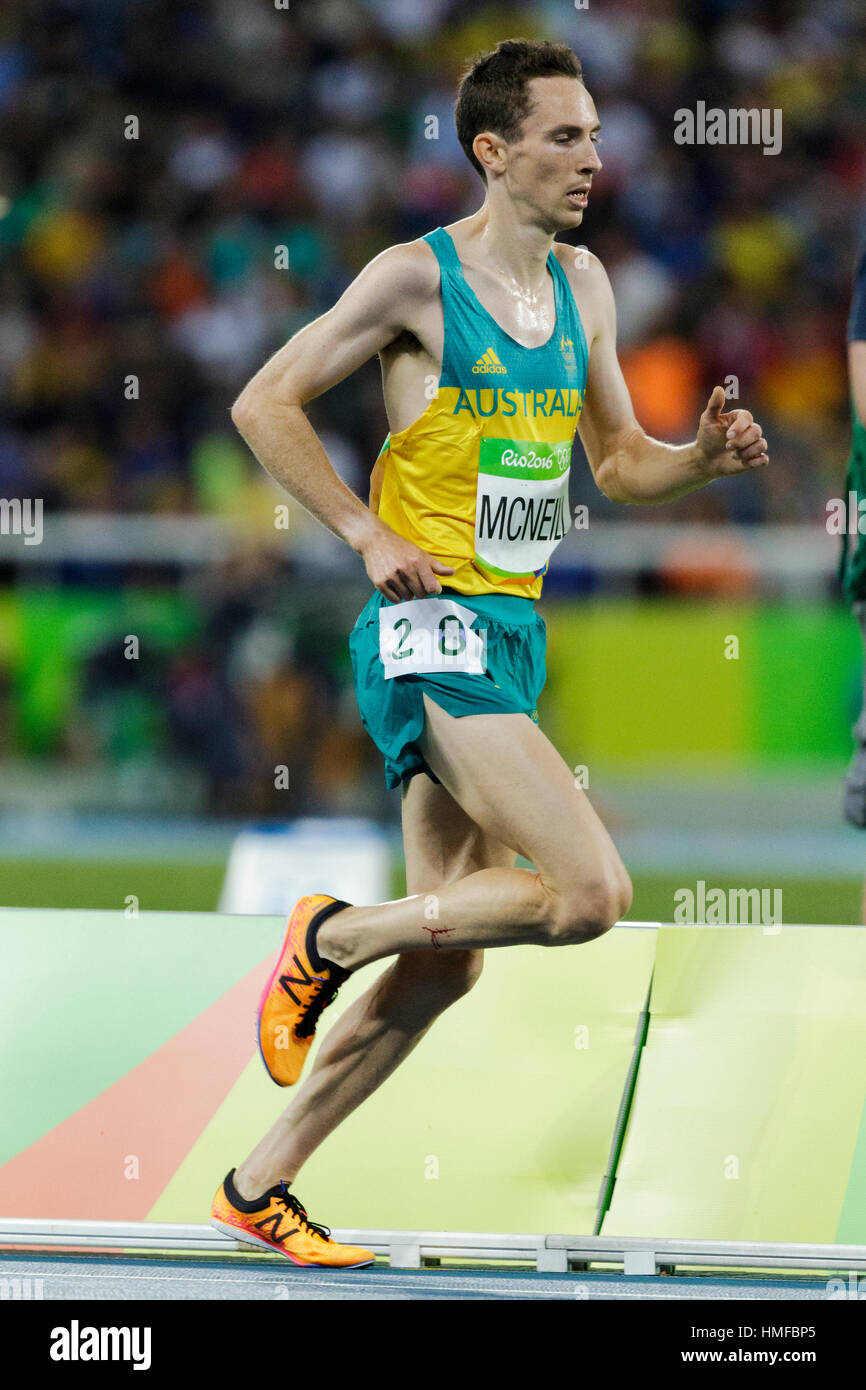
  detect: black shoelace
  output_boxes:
[295,976,343,1039]
[278,1182,331,1241]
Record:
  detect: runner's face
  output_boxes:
[498,77,602,232]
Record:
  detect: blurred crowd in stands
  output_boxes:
[68,555,380,816]
[2,0,864,523]
[0,0,864,813]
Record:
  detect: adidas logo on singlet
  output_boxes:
[472,348,508,375]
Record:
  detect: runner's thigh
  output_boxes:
[417,693,629,899]
[401,767,516,896]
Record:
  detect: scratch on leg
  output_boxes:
[423,925,456,950]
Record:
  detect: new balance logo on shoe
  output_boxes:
[254,1213,299,1244]
[279,954,324,1006]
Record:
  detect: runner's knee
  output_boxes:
[542,865,631,945]
[617,864,634,919]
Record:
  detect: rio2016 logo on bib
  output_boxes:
[473,436,573,582]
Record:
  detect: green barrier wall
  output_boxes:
[0,909,654,1235]
[603,926,866,1243]
[543,600,861,769]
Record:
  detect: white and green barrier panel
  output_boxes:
[604,926,866,1244]
[1,910,864,1243]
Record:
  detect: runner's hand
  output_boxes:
[697,386,769,476]
[359,519,456,601]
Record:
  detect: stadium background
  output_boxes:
[0,0,864,923]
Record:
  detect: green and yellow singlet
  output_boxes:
[375,226,589,600]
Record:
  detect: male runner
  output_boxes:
[211,40,770,1267]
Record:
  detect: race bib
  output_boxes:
[379,596,487,680]
[474,437,572,582]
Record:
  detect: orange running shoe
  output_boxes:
[257,894,352,1086]
[211,1170,375,1268]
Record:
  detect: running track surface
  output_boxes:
[1,1254,833,1300]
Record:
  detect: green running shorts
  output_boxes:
[348,586,547,790]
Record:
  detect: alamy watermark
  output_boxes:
[827,492,866,534]
[1,1276,44,1299]
[0,497,43,545]
[674,879,782,931]
[827,1273,866,1299]
[50,1321,152,1370]
[674,102,782,156]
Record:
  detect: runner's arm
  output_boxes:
[575,256,768,504]
[231,244,455,598]
[232,245,419,548]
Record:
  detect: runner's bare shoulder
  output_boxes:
[552,242,606,287]
[362,239,441,316]
[552,243,611,341]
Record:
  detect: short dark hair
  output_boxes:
[455,39,583,180]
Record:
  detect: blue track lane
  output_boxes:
[0,1254,834,1300]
